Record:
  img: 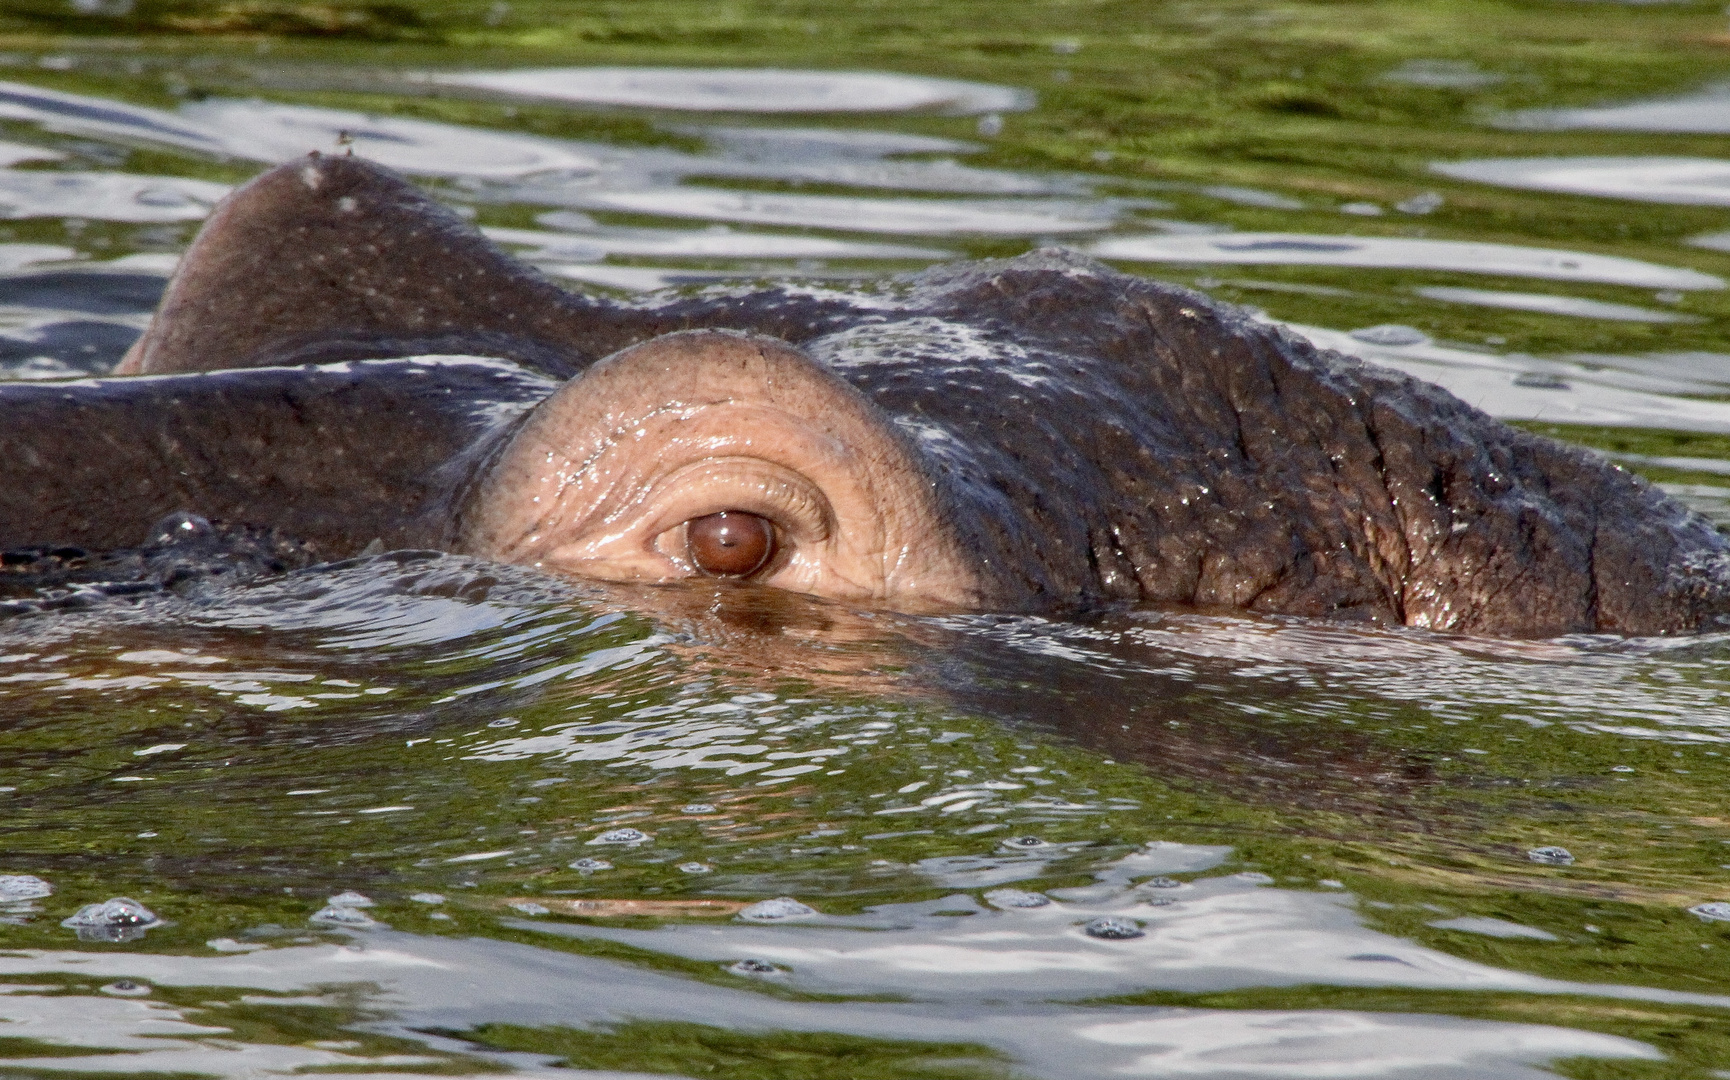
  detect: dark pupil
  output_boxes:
[686,511,775,578]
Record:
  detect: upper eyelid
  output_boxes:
[643,460,834,542]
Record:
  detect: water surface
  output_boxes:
[1,4,1730,1076]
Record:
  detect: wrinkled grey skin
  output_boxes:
[10,154,1730,637]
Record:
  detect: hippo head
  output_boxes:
[461,328,986,610]
[97,153,1730,637]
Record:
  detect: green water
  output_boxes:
[0,2,1728,1076]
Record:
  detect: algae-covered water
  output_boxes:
[2,1,1730,1076]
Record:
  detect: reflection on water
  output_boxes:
[415,67,1032,115]
[0,30,1727,1077]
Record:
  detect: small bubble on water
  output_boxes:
[1689,901,1730,922]
[62,897,162,942]
[681,804,718,814]
[1610,765,1635,773]
[678,862,714,874]
[409,893,445,905]
[1139,876,1182,889]
[99,980,150,997]
[1235,872,1274,885]
[739,897,815,921]
[1527,846,1575,866]
[429,911,453,921]
[325,891,373,908]
[569,858,613,872]
[588,828,650,846]
[1320,879,1346,889]
[309,904,379,929]
[977,113,1004,137]
[984,888,1050,909]
[1084,916,1144,940]
[728,958,783,976]
[487,718,519,728]
[1003,835,1050,850]
[507,901,549,916]
[0,875,51,903]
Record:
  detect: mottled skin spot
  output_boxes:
[3,153,1725,636]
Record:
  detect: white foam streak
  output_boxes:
[1287,320,1730,432]
[179,99,595,179]
[0,171,229,222]
[0,140,63,167]
[0,243,76,271]
[1433,156,1730,208]
[537,263,741,292]
[0,914,1673,1079]
[1501,84,1730,134]
[0,80,224,154]
[1092,232,1723,290]
[414,67,1031,115]
[1415,285,1698,323]
[576,187,1117,235]
[485,223,949,261]
[1080,1012,1656,1077]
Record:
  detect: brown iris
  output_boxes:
[686,511,775,577]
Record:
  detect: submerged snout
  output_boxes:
[461,329,987,611]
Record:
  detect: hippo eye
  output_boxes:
[685,511,776,578]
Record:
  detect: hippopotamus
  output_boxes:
[3,153,1726,637]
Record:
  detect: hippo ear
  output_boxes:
[117,154,607,377]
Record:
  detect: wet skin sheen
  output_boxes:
[6,153,1730,636]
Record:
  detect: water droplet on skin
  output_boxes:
[739,897,815,921]
[148,511,213,546]
[587,828,650,846]
[1083,916,1144,940]
[1527,846,1575,866]
[984,888,1050,909]
[569,858,613,871]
